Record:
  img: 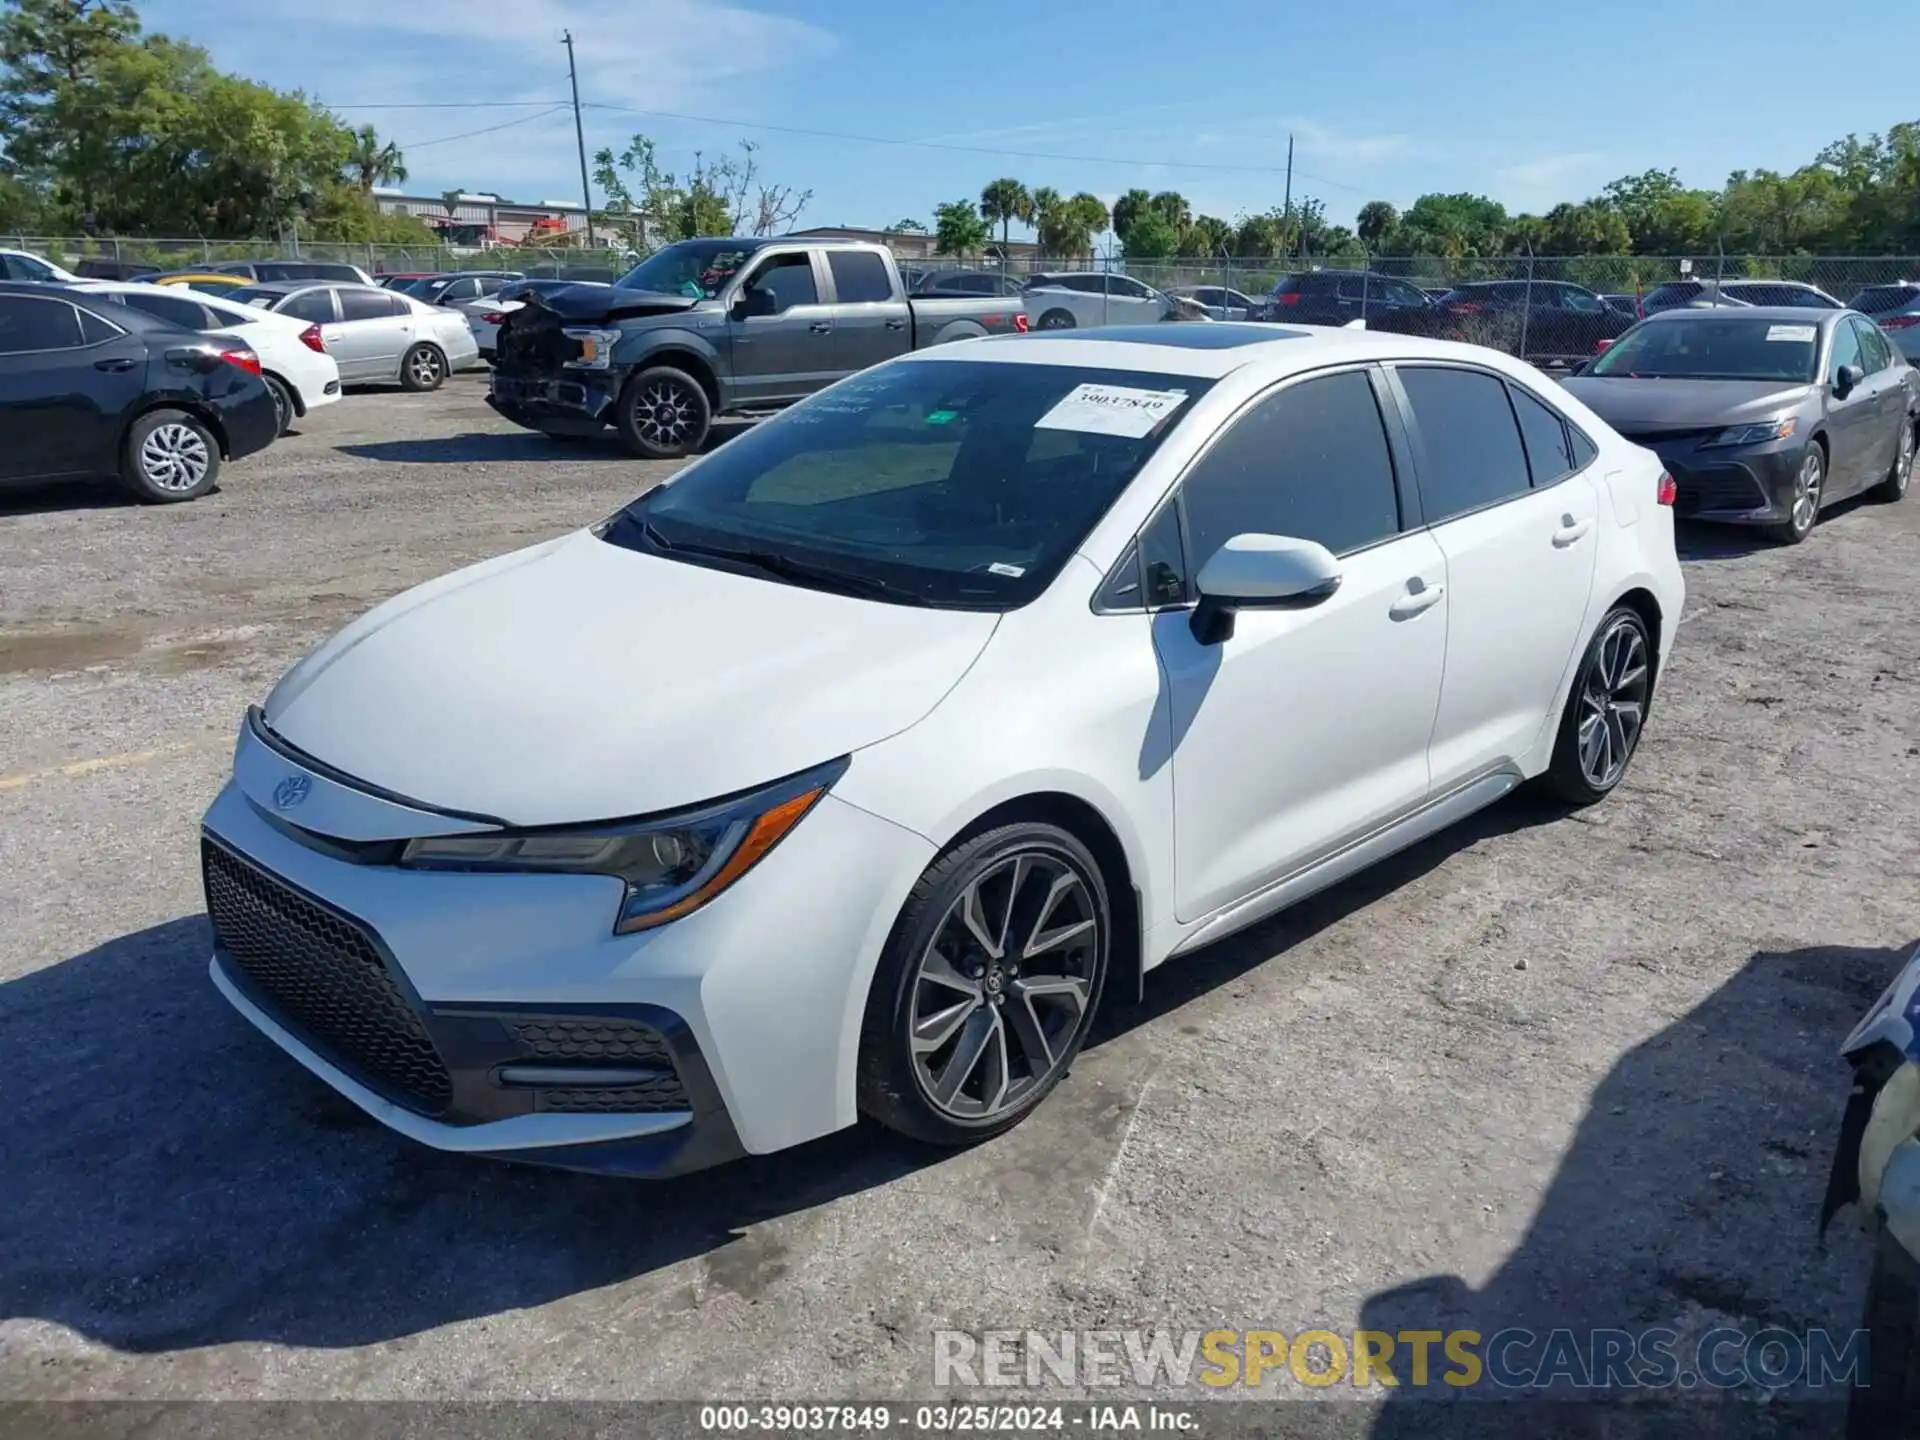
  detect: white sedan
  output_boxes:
[69,280,341,435]
[1023,271,1193,330]
[201,322,1682,1175]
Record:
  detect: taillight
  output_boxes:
[299,324,326,353]
[1656,471,1677,506]
[1452,301,1482,314]
[221,347,262,376]
[1275,293,1301,306]
[1014,312,1029,333]
[1882,314,1919,330]
[1595,338,1614,354]
[480,312,507,325]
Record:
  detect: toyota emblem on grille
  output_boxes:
[272,775,313,810]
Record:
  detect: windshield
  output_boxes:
[1588,317,1822,382]
[600,359,1211,609]
[614,240,759,299]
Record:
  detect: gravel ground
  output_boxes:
[2,374,1918,1425]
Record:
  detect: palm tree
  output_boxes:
[978,178,1032,254]
[1028,186,1062,255]
[346,126,408,194]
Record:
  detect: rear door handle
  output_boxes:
[1552,517,1594,547]
[94,357,138,372]
[809,321,833,334]
[1388,583,1445,620]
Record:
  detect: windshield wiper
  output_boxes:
[642,520,933,605]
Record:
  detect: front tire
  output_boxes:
[121,409,220,503]
[1768,444,1825,544]
[858,823,1110,1147]
[399,343,447,392]
[615,366,712,459]
[1541,606,1653,806]
[1871,419,1915,504]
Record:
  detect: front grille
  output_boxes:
[510,1018,674,1065]
[1664,462,1765,517]
[204,840,453,1115]
[535,1077,689,1114]
[493,308,581,374]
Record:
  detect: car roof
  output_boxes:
[1639,304,1848,324]
[911,323,1536,380]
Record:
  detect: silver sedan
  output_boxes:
[225,281,481,391]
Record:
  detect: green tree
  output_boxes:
[892,217,927,233]
[592,134,806,243]
[1027,184,1062,254]
[1037,191,1108,259]
[978,177,1032,251]
[1395,192,1510,257]
[1232,209,1287,257]
[1110,187,1151,244]
[1178,213,1233,258]
[933,198,989,256]
[345,124,406,193]
[1121,206,1180,259]
[0,0,140,220]
[1538,201,1631,254]
[1595,168,1718,253]
[1356,200,1397,250]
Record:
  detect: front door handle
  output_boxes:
[94,357,138,372]
[809,321,833,334]
[1388,582,1445,620]
[884,318,907,330]
[1552,517,1594,547]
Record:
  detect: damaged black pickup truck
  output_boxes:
[488,236,1030,458]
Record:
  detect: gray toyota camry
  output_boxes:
[1563,306,1918,543]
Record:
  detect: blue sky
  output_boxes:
[144,0,1913,239]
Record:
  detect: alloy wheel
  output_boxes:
[908,851,1102,1122]
[408,348,444,388]
[139,423,211,494]
[633,378,699,449]
[1790,448,1823,534]
[1577,617,1650,791]
[1897,424,1915,494]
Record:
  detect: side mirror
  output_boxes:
[1190,534,1343,644]
[1834,363,1864,398]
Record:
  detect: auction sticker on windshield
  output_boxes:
[1035,384,1189,439]
[1766,324,1817,343]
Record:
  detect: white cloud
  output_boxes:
[1494,151,1607,207]
[1191,118,1415,169]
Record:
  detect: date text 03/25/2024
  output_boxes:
[697,1404,1198,1433]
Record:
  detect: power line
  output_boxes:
[401,107,571,151]
[326,100,569,110]
[578,102,1363,192]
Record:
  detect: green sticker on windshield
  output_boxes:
[925,409,958,425]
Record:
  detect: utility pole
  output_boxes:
[1282,132,1294,255]
[561,31,597,249]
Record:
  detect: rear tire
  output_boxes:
[264,375,294,436]
[121,409,220,503]
[615,366,712,459]
[1541,606,1653,806]
[857,823,1110,1147]
[399,343,446,393]
[1037,308,1076,330]
[1870,419,1915,504]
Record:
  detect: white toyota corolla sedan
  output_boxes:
[201,323,1684,1176]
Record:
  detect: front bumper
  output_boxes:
[1638,438,1804,525]
[199,746,934,1175]
[487,370,622,433]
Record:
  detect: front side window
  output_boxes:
[1180,369,1402,565]
[1828,319,1862,382]
[827,250,893,305]
[1395,366,1532,521]
[602,360,1211,610]
[0,295,84,353]
[1851,318,1894,373]
[743,254,819,313]
[1588,316,1821,383]
[1560,288,1606,313]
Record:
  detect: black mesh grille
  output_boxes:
[203,840,453,1115]
[534,1076,689,1113]
[1666,463,1766,517]
[510,1019,674,1066]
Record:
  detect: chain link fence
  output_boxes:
[13,232,1919,365]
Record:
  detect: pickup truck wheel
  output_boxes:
[617,366,712,459]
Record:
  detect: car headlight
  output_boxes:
[1704,417,1797,447]
[562,327,622,370]
[398,758,847,933]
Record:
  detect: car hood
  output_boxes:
[527,285,702,323]
[261,530,1000,826]
[1559,378,1817,434]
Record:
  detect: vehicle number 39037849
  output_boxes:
[697,1404,1077,1432]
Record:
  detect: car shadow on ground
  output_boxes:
[0,791,1655,1356]
[334,422,749,467]
[0,480,132,517]
[1356,939,1906,1439]
[1676,494,1884,564]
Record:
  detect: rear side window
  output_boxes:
[1396,366,1533,521]
[339,289,402,321]
[1510,386,1576,485]
[828,251,894,304]
[0,295,84,352]
[282,290,336,323]
[116,290,213,331]
[1569,428,1598,469]
[1179,370,1402,562]
[1851,286,1920,315]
